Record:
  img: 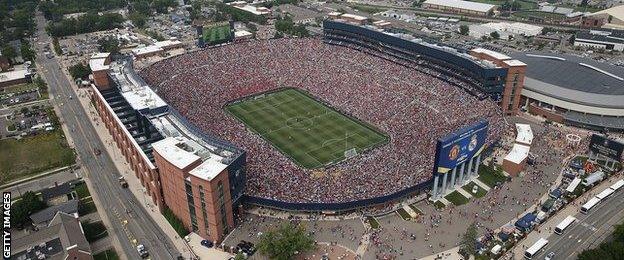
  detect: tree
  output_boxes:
[233,252,246,260]
[69,63,92,80]
[129,12,147,28]
[459,223,478,258]
[11,191,47,228]
[459,25,469,35]
[1,45,16,62]
[257,222,315,260]
[20,40,36,62]
[490,31,500,40]
[97,37,120,54]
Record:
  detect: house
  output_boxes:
[12,212,93,260]
[41,182,73,205]
[30,200,79,228]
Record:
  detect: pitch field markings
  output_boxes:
[226,88,388,169]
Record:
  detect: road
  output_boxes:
[33,13,181,260]
[532,186,624,259]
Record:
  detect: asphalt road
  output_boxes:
[532,186,624,259]
[33,13,180,260]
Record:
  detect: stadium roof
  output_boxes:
[510,52,624,108]
[423,0,496,13]
[576,30,624,44]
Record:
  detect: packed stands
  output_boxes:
[140,38,506,206]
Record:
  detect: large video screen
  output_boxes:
[433,120,489,175]
[589,134,624,161]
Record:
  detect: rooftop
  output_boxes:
[152,137,201,169]
[189,154,228,181]
[510,52,624,108]
[132,45,164,56]
[471,47,511,60]
[0,69,29,83]
[423,0,496,13]
[505,144,530,164]
[515,123,533,145]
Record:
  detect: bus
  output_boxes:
[610,179,624,191]
[554,215,576,235]
[581,197,601,214]
[595,188,614,200]
[524,238,549,259]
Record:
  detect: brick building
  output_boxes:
[469,48,527,115]
[89,55,245,243]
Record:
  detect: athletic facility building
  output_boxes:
[422,0,496,16]
[89,55,245,243]
[510,52,624,132]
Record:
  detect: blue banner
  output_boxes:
[433,120,489,175]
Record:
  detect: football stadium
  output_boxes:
[137,20,511,210]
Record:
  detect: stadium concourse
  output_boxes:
[140,38,507,206]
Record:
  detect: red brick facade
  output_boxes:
[90,86,164,212]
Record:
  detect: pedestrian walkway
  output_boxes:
[456,186,473,199]
[355,233,370,257]
[472,178,491,191]
[403,205,419,218]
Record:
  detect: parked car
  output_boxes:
[200,239,213,248]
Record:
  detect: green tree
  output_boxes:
[459,24,469,35]
[129,12,148,28]
[97,37,120,54]
[1,45,16,62]
[490,31,500,40]
[459,222,477,258]
[11,191,47,228]
[20,40,36,62]
[69,63,92,79]
[233,252,246,260]
[257,222,315,260]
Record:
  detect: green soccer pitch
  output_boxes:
[226,88,388,169]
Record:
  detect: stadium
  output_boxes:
[510,52,624,132]
[136,20,510,211]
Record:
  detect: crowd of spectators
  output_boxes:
[140,38,507,204]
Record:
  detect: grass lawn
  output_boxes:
[445,191,469,206]
[94,249,119,260]
[462,182,487,198]
[79,198,98,215]
[434,200,445,209]
[74,182,91,199]
[226,88,388,169]
[367,216,380,229]
[1,83,38,95]
[0,131,75,185]
[477,164,507,187]
[81,220,108,242]
[409,204,423,215]
[396,208,412,220]
[203,25,231,45]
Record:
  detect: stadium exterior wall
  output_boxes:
[244,179,433,212]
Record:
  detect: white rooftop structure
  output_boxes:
[471,47,511,60]
[152,137,201,169]
[423,0,495,13]
[0,69,29,83]
[89,53,110,72]
[110,61,167,112]
[504,59,527,67]
[189,154,228,181]
[234,30,253,38]
[228,3,271,16]
[154,40,183,49]
[132,45,164,56]
[515,123,533,145]
[505,144,530,164]
[340,13,368,21]
[566,177,582,193]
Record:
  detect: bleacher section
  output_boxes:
[323,20,508,100]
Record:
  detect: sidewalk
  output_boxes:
[70,84,195,258]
